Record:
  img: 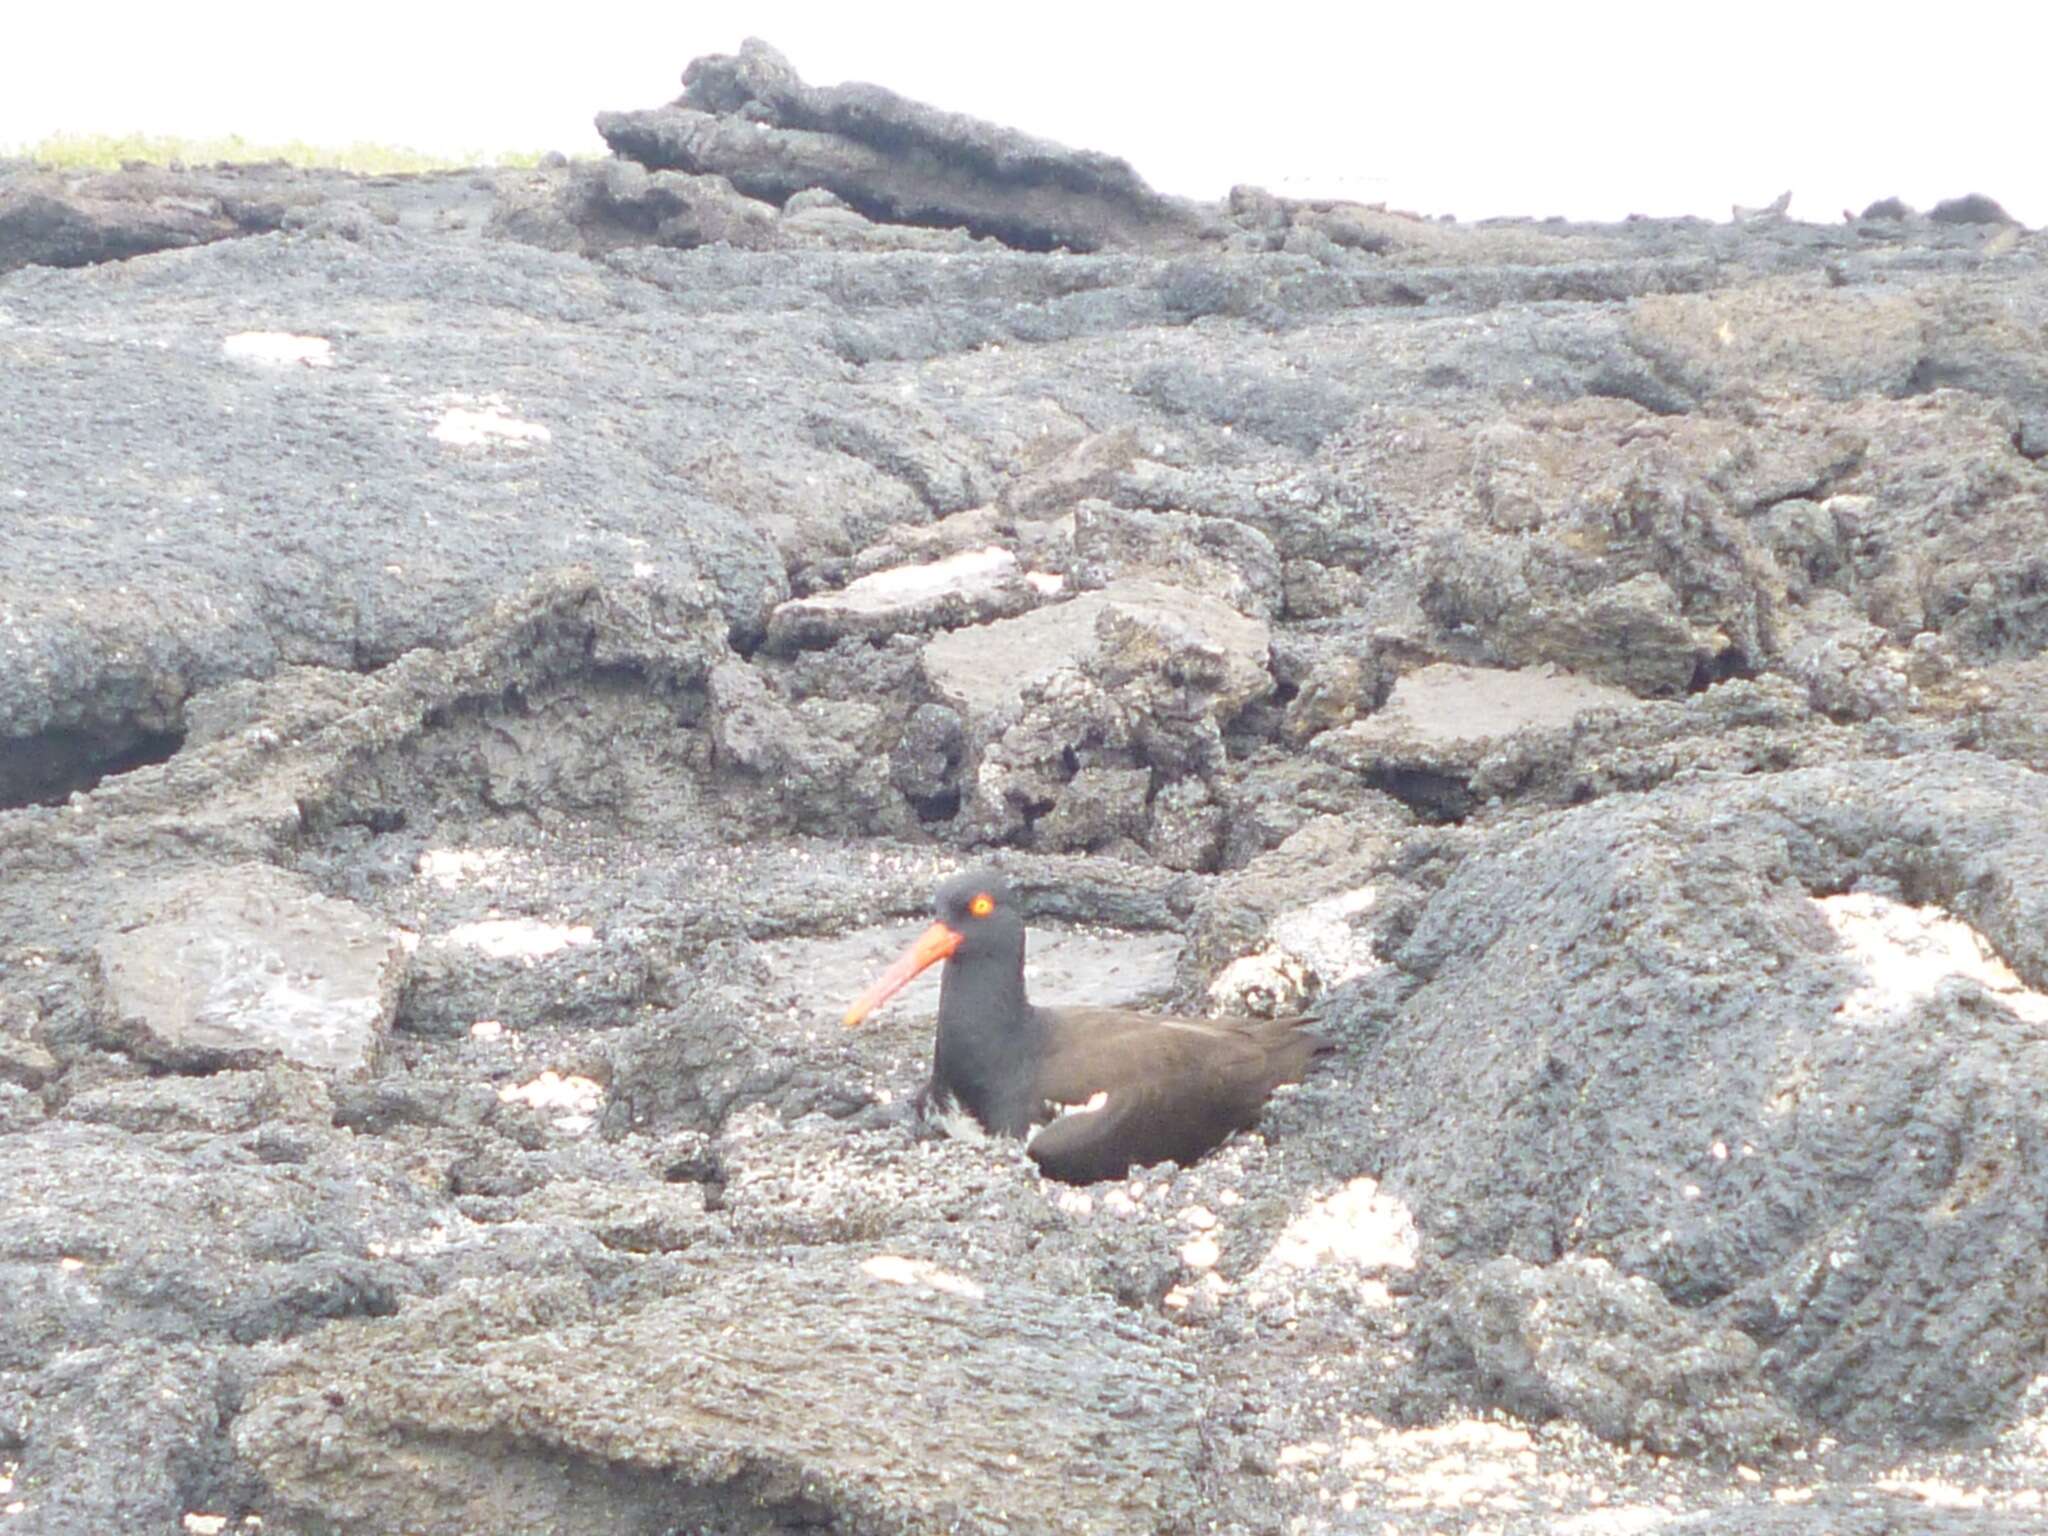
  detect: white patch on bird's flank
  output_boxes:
[860,1254,985,1301]
[1209,885,1383,1012]
[1025,1091,1109,1148]
[222,331,333,367]
[1818,892,2048,1026]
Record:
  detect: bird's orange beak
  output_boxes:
[843,921,963,1027]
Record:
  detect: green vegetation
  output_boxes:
[11,132,556,174]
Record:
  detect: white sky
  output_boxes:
[6,2,2043,226]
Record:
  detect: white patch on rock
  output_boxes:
[922,578,1269,725]
[431,399,552,448]
[498,1070,603,1133]
[445,917,595,961]
[859,1253,986,1301]
[852,546,1015,600]
[766,546,1033,646]
[1318,1419,1539,1512]
[1872,1476,1998,1510]
[1257,1176,1419,1278]
[1818,892,2048,1026]
[1209,885,1383,1013]
[222,332,333,367]
[416,847,514,888]
[1318,661,1638,778]
[94,864,404,1075]
[1546,1500,1676,1533]
[1180,1234,1221,1270]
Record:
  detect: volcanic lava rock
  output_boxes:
[598,38,1213,253]
[93,863,406,1074]
[1430,1254,1800,1460]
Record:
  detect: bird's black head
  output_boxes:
[932,868,1026,963]
[842,868,1028,1028]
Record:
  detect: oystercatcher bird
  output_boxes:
[843,869,1330,1183]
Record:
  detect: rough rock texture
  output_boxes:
[236,1265,1203,1535]
[0,163,303,272]
[764,546,1037,651]
[94,863,406,1072]
[3,38,2048,1536]
[1429,1255,1800,1459]
[596,38,1213,254]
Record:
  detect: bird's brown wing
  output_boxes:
[1024,1008,1326,1184]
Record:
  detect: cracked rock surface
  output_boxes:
[3,37,2048,1536]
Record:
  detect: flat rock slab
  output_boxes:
[1320,662,1638,772]
[236,1262,1202,1535]
[922,579,1270,726]
[95,863,405,1073]
[765,546,1035,650]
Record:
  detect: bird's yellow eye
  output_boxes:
[969,893,995,918]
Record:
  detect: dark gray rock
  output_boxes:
[490,157,999,258]
[0,997,58,1090]
[94,863,406,1073]
[1070,499,1283,618]
[1314,662,1639,812]
[1338,753,2048,1443]
[599,38,1212,254]
[998,427,1140,519]
[0,164,299,273]
[924,581,1271,856]
[0,1342,234,1532]
[1430,1254,1800,1459]
[235,1264,1203,1536]
[1929,194,2017,225]
[61,1064,333,1135]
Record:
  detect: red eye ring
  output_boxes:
[969,893,995,918]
